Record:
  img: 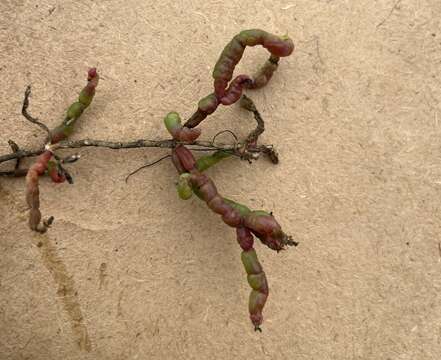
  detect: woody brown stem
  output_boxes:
[0,138,277,167]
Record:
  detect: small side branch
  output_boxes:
[21,86,52,140]
[0,168,29,177]
[8,140,21,169]
[239,95,279,164]
[240,95,265,145]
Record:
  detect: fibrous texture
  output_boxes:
[25,68,99,232]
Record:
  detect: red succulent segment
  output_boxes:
[219,75,252,106]
[88,67,97,79]
[213,29,294,99]
[236,227,254,251]
[173,145,196,172]
[221,209,242,227]
[171,150,186,174]
[48,165,66,183]
[244,212,295,251]
[26,151,53,232]
[189,173,217,202]
[82,67,99,99]
[208,195,231,216]
[178,127,202,142]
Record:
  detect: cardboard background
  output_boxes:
[1,0,440,359]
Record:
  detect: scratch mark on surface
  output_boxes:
[117,289,124,317]
[315,36,324,66]
[377,0,401,28]
[99,262,107,289]
[438,242,441,262]
[281,4,295,10]
[38,237,92,352]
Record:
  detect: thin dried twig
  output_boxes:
[239,95,279,164]
[21,86,52,141]
[8,140,21,169]
[240,94,265,145]
[125,154,171,183]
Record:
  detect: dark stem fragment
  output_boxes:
[0,139,277,167]
[8,140,21,170]
[21,85,52,140]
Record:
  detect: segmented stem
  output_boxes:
[168,137,295,329]
[184,29,294,128]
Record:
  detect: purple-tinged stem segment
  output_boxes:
[212,29,294,99]
[26,151,55,232]
[185,29,294,128]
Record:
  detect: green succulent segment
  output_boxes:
[66,102,86,120]
[249,54,280,89]
[195,150,232,172]
[241,248,269,331]
[198,93,219,113]
[51,68,99,143]
[241,249,262,274]
[46,160,56,174]
[164,112,201,141]
[247,273,267,291]
[164,111,182,137]
[176,173,193,200]
[185,93,220,128]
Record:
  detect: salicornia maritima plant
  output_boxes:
[0,29,297,331]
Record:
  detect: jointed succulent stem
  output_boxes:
[164,29,296,330]
[184,29,294,129]
[25,68,99,232]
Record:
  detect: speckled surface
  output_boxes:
[1,1,440,359]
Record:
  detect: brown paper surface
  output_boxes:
[1,1,440,359]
